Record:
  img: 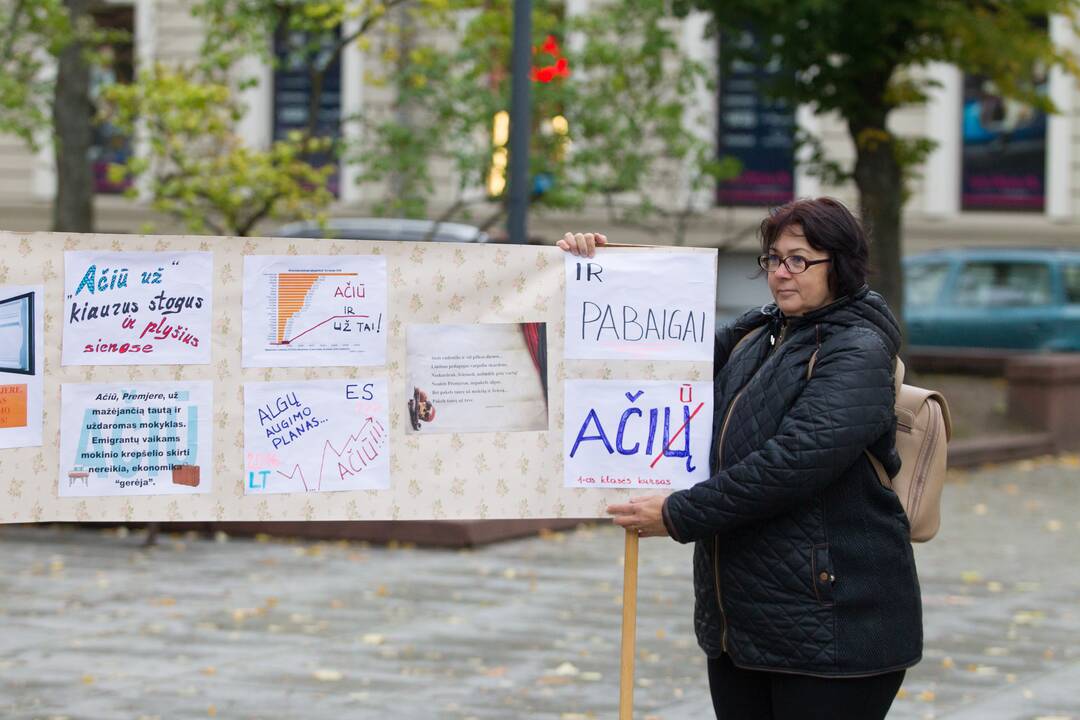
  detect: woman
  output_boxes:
[558,197,920,720]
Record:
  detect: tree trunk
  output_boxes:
[52,0,94,233]
[849,117,905,337]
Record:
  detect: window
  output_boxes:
[904,262,951,307]
[716,30,794,207]
[90,6,135,195]
[1063,265,1080,304]
[953,261,1053,307]
[273,26,342,196]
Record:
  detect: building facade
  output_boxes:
[2,0,1080,254]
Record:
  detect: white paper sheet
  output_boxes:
[405,323,549,434]
[243,379,390,494]
[59,381,214,496]
[564,250,716,361]
[0,285,44,449]
[242,255,388,367]
[62,252,213,365]
[564,379,713,490]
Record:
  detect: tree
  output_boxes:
[0,0,104,232]
[686,0,1080,325]
[103,66,335,236]
[99,0,453,236]
[351,0,739,243]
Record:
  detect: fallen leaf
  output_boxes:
[1045,519,1063,532]
[917,690,936,702]
[313,669,343,682]
[361,634,384,646]
[941,657,955,669]
[961,570,983,584]
[973,503,988,515]
[552,662,579,677]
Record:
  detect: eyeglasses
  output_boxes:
[757,253,831,274]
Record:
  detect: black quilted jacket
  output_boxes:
[662,286,922,677]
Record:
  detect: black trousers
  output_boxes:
[708,653,905,720]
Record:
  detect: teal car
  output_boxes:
[904,248,1080,351]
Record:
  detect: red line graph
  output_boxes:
[276,417,385,491]
[275,315,370,345]
[650,401,705,469]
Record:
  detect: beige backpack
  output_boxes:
[866,358,952,542]
[806,351,953,542]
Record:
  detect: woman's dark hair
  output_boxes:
[758,197,870,298]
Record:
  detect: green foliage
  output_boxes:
[102,65,334,236]
[349,0,737,239]
[693,0,1080,178]
[0,0,86,149]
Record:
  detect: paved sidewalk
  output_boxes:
[2,455,1079,720]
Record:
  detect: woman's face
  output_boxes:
[767,226,835,317]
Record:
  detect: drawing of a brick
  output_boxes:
[171,465,201,487]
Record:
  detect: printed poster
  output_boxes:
[0,285,44,448]
[59,381,213,497]
[244,379,389,494]
[243,255,388,367]
[62,251,213,365]
[564,379,713,490]
[564,250,716,361]
[405,323,548,434]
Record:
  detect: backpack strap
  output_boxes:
[730,325,765,360]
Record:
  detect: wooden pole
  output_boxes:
[619,529,640,720]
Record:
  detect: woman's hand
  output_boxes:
[557,232,607,258]
[607,495,670,538]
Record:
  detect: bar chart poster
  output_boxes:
[242,255,388,367]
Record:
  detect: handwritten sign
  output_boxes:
[59,381,213,497]
[242,255,388,367]
[62,252,213,365]
[563,379,713,490]
[244,379,389,494]
[0,285,44,448]
[564,250,716,361]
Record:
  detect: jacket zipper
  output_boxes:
[711,322,786,654]
[713,387,745,653]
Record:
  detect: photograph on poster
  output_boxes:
[405,323,548,435]
[563,379,713,490]
[564,250,716,361]
[244,379,389,495]
[0,286,45,449]
[243,255,388,367]
[62,251,213,365]
[0,291,34,375]
[58,381,213,497]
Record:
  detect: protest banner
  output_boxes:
[242,255,388,367]
[564,249,716,361]
[58,381,213,497]
[244,379,390,494]
[62,251,213,365]
[0,231,715,523]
